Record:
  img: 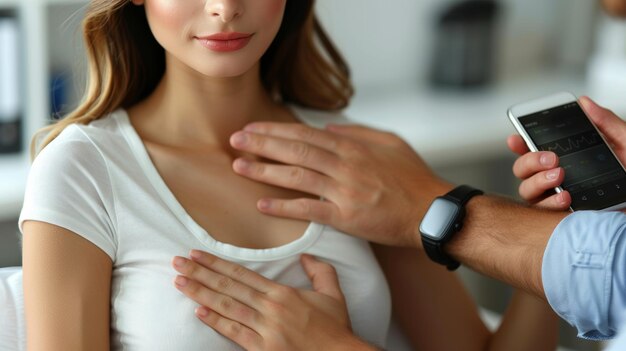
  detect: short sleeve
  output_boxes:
[18,126,118,260]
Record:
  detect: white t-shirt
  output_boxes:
[19,108,393,350]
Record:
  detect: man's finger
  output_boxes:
[232,159,336,199]
[518,168,564,202]
[256,198,338,225]
[187,251,274,293]
[533,191,572,211]
[230,131,340,176]
[507,134,530,155]
[512,151,559,179]
[326,124,400,146]
[580,96,626,150]
[241,122,343,152]
[300,255,344,301]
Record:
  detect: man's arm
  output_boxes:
[228,96,626,335]
[229,122,565,298]
[447,195,566,297]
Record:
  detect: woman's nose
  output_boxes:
[205,0,244,23]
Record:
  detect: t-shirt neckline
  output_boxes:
[113,108,323,262]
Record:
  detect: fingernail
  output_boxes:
[546,169,560,180]
[175,275,188,287]
[233,158,251,171]
[196,306,210,317]
[189,250,202,260]
[173,257,187,268]
[258,199,271,210]
[540,153,556,166]
[231,132,248,147]
[557,192,566,204]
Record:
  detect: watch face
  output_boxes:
[420,198,461,240]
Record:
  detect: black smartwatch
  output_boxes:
[419,185,483,270]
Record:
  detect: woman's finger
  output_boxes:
[518,168,564,202]
[174,275,261,329]
[187,251,274,293]
[195,306,262,351]
[173,257,265,310]
[512,151,559,179]
[300,255,344,301]
[230,131,340,176]
[232,159,336,199]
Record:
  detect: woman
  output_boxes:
[20,0,557,350]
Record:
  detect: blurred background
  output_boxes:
[2,0,626,350]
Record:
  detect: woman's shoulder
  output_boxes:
[290,105,353,129]
[36,110,127,159]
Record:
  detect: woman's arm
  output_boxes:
[373,244,558,351]
[488,290,558,351]
[23,221,112,351]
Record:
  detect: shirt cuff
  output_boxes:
[542,211,626,340]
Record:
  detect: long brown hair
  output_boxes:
[33,0,353,158]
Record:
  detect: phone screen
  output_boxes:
[519,101,626,210]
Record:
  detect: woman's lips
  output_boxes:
[195,32,253,52]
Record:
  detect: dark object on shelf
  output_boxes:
[0,11,22,154]
[0,120,21,154]
[50,71,70,119]
[430,0,502,88]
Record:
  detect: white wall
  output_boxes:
[315,0,599,91]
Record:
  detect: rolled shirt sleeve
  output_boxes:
[607,323,626,351]
[542,211,626,340]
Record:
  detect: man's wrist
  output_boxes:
[409,180,455,250]
[445,194,565,298]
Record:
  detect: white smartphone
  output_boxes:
[508,91,626,211]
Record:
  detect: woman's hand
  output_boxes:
[507,96,626,210]
[171,251,371,351]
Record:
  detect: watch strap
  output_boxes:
[444,184,484,206]
[422,236,461,270]
[422,185,483,271]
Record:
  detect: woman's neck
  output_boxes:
[131,56,290,150]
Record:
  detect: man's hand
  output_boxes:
[230,123,452,248]
[507,96,626,210]
[172,252,374,351]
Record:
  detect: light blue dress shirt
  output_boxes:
[607,324,626,351]
[542,211,626,340]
